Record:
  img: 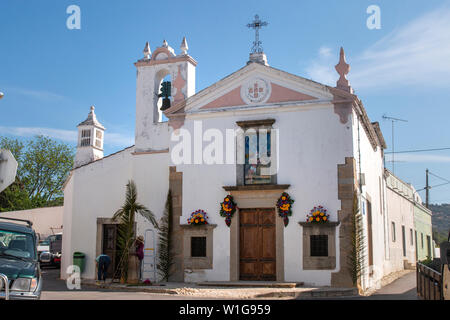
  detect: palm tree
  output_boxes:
[157,190,174,282]
[113,180,158,282]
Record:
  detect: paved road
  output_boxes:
[40,267,205,300]
[294,271,418,300]
[365,271,418,300]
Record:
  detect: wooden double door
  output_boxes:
[239,208,276,281]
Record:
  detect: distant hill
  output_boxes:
[429,204,450,244]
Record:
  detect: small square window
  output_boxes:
[310,235,328,257]
[191,237,206,257]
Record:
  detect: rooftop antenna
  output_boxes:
[382,114,408,174]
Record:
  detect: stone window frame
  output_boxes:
[181,224,216,270]
[236,119,277,186]
[299,222,340,270]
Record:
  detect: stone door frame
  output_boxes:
[224,185,288,282]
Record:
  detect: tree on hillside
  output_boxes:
[0,135,74,210]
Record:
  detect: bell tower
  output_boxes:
[134,38,197,152]
[74,106,105,167]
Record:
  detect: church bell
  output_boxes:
[159,81,172,111]
[160,97,171,111]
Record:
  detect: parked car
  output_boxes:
[0,217,42,300]
[38,233,62,268]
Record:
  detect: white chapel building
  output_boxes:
[61,32,421,290]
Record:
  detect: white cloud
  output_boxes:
[0,126,133,148]
[0,126,77,142]
[306,5,450,90]
[4,87,66,102]
[318,46,332,58]
[305,46,336,86]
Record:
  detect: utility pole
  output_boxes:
[382,115,408,174]
[426,169,430,208]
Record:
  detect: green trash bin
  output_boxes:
[73,252,85,273]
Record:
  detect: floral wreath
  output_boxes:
[187,209,209,225]
[306,206,330,224]
[219,195,237,227]
[276,192,295,227]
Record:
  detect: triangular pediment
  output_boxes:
[171,63,334,114]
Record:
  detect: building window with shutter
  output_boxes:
[95,130,102,149]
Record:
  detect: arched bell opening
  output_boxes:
[154,68,172,123]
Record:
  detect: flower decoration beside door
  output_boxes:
[306,206,330,224]
[187,209,209,225]
[219,195,237,227]
[276,192,295,227]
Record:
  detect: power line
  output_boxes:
[416,182,450,192]
[428,171,450,184]
[385,147,450,155]
[382,114,408,174]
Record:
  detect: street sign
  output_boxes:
[0,149,18,193]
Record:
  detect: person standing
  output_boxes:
[135,236,144,281]
[95,253,111,283]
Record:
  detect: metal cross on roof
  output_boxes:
[247,14,268,54]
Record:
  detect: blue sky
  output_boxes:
[1,0,450,203]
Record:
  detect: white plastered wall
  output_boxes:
[172,101,354,285]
